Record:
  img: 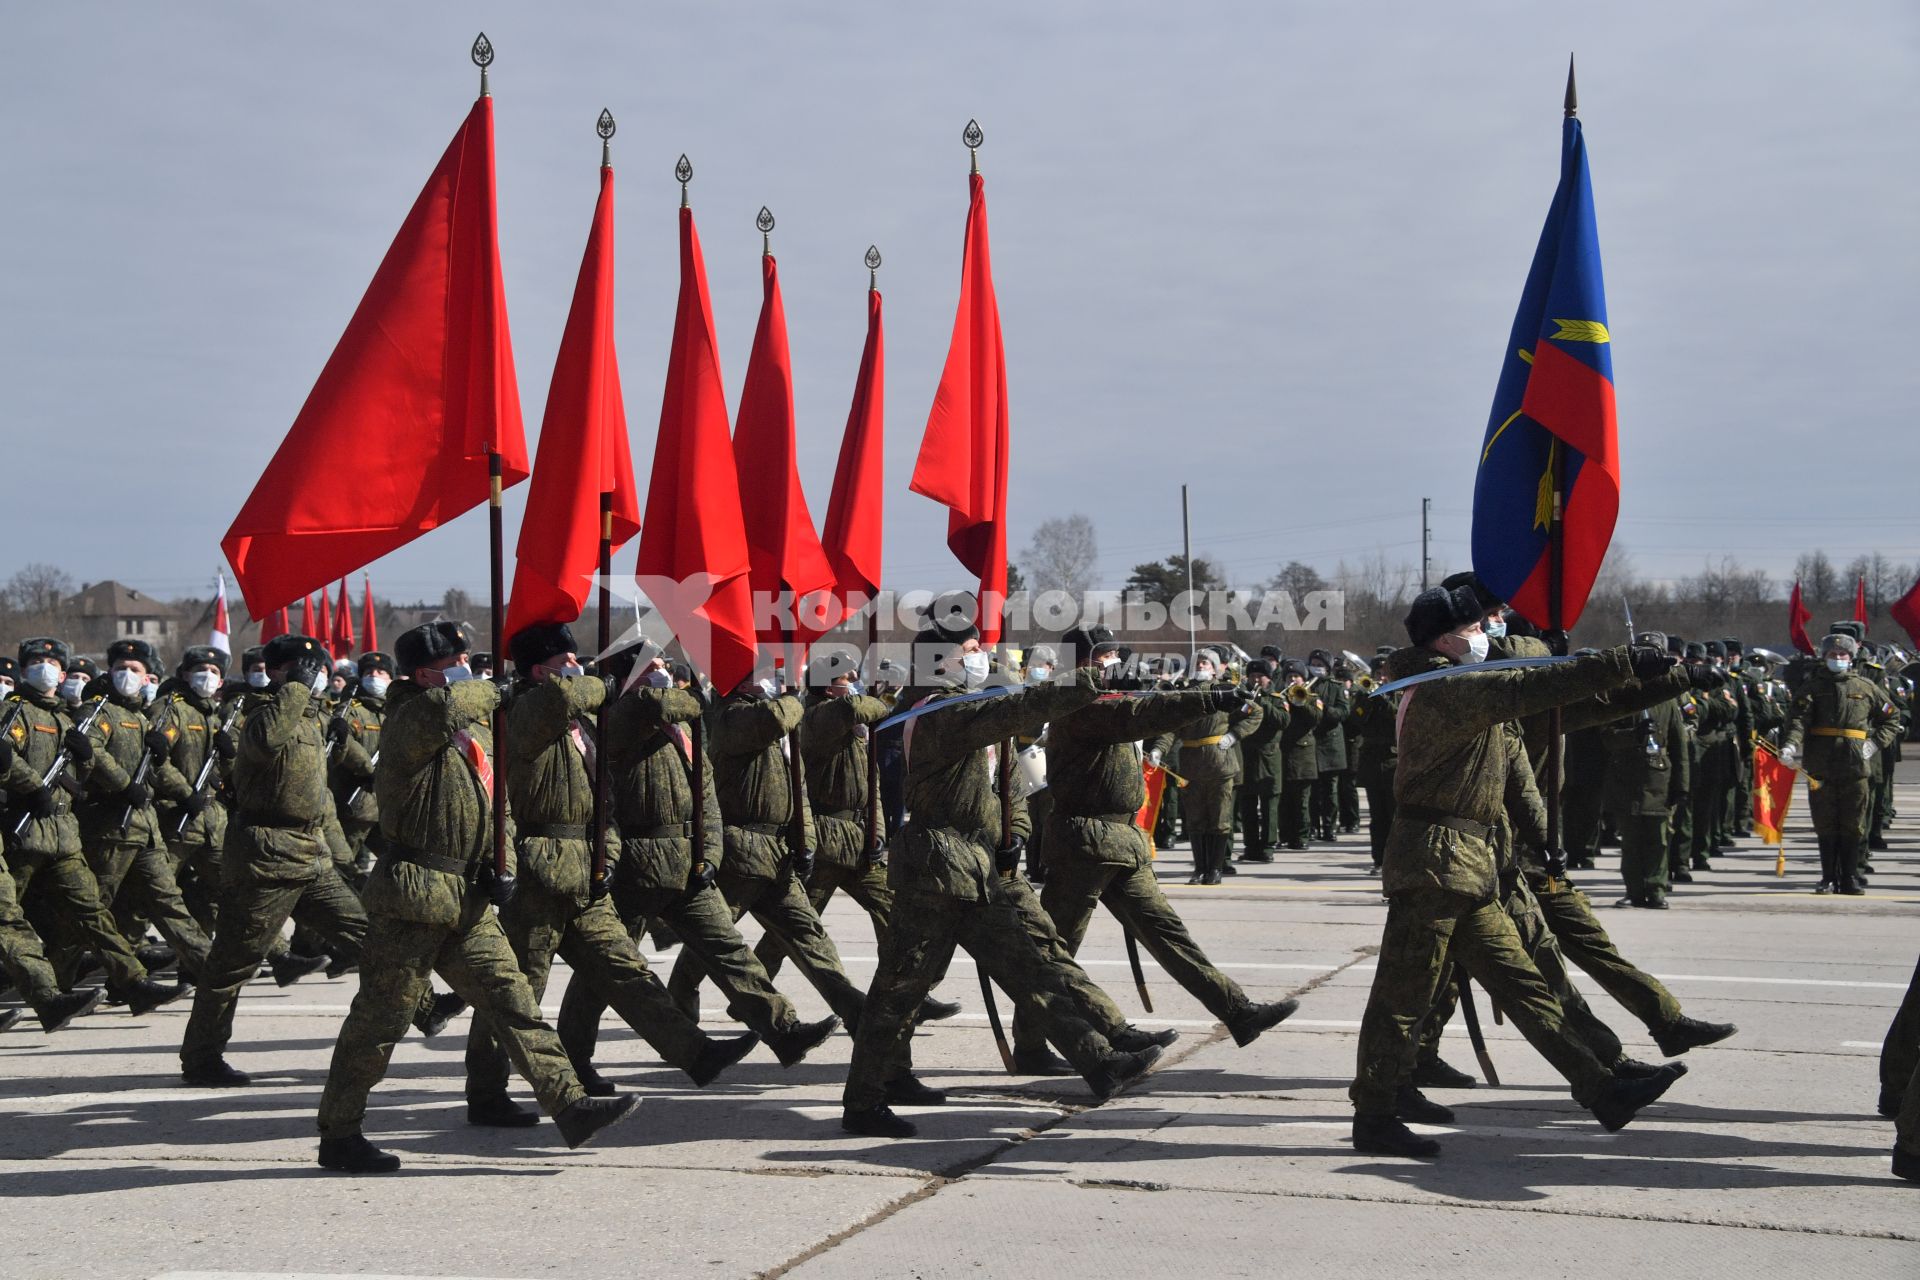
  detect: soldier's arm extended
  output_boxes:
[1066,689,1230,744]
[1421,647,1635,741]
[709,693,803,763]
[1556,661,1691,734]
[1228,698,1263,742]
[506,673,606,765]
[246,681,318,754]
[801,693,889,756]
[383,681,499,776]
[940,672,1101,755]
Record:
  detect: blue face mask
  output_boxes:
[1826,658,1851,675]
[1483,616,1507,640]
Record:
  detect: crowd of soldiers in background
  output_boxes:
[0,591,1912,1179]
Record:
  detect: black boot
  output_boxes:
[1011,1046,1077,1076]
[554,1095,639,1149]
[271,951,329,987]
[1112,1025,1180,1053]
[1225,998,1299,1047]
[842,1105,916,1138]
[1394,1086,1454,1125]
[1352,1115,1440,1158]
[467,1093,540,1128]
[1411,1056,1478,1089]
[1218,838,1238,876]
[687,1031,759,1087]
[1085,1045,1162,1100]
[915,996,962,1023]
[1895,1146,1920,1183]
[573,1062,617,1097]
[181,1057,251,1088]
[884,1073,948,1106]
[1590,1062,1686,1131]
[770,1015,840,1067]
[325,953,358,979]
[123,978,188,1016]
[1613,1057,1681,1080]
[34,988,102,1034]
[1652,1015,1737,1056]
[317,1134,401,1174]
[412,991,468,1038]
[135,943,177,972]
[1879,1090,1902,1120]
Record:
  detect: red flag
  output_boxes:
[211,572,232,655]
[505,162,640,642]
[300,594,317,639]
[361,575,379,654]
[910,172,1009,643]
[1752,739,1797,847]
[814,284,886,637]
[221,96,529,619]
[318,590,335,659]
[635,205,755,693]
[333,578,356,658]
[259,607,290,646]
[1854,576,1869,633]
[1788,580,1814,655]
[1891,573,1920,648]
[734,252,834,651]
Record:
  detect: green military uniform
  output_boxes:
[752,689,895,978]
[317,671,588,1139]
[465,668,720,1105]
[327,687,385,880]
[1782,655,1900,893]
[157,682,235,936]
[1605,696,1690,906]
[1348,680,1397,870]
[1351,640,1642,1123]
[558,682,827,1075]
[72,673,211,983]
[1664,687,1700,877]
[1686,674,1739,870]
[182,650,370,1080]
[1275,676,1323,848]
[1308,663,1351,840]
[1724,646,1756,838]
[1150,675,1261,884]
[1233,676,1287,863]
[1559,724,1607,869]
[665,688,865,1026]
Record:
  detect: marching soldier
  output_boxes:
[3,638,184,1018]
[1233,658,1287,865]
[1016,645,1056,882]
[1723,639,1756,838]
[1609,632,1692,910]
[1151,649,1259,886]
[157,646,241,943]
[1781,632,1901,895]
[327,650,394,885]
[314,621,637,1173]
[1884,947,1920,1182]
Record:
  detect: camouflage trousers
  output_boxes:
[666,864,865,1028]
[1351,885,1613,1116]
[753,857,891,982]
[1012,858,1247,1057]
[11,847,146,990]
[465,870,707,1100]
[85,839,212,983]
[845,878,1123,1112]
[181,856,366,1072]
[1536,872,1684,1032]
[317,900,587,1138]
[0,861,59,1006]
[559,879,803,1070]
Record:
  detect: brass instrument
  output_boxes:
[1286,683,1311,705]
[1355,674,1378,693]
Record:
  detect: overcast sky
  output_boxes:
[4,3,1915,606]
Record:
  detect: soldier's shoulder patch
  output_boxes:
[165,726,179,741]
[7,722,23,746]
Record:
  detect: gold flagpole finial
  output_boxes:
[597,109,616,168]
[675,154,693,208]
[963,118,983,174]
[1564,54,1578,119]
[472,33,494,98]
[865,245,882,291]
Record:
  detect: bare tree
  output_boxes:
[1268,560,1328,600]
[1793,550,1839,607]
[1020,515,1098,598]
[3,563,74,615]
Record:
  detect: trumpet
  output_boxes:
[1355,674,1378,693]
[1286,683,1312,705]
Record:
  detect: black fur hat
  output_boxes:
[177,645,228,675]
[1440,570,1504,614]
[18,637,70,667]
[358,651,395,676]
[106,638,161,671]
[1404,586,1483,647]
[395,621,468,674]
[1058,625,1118,668]
[509,622,577,673]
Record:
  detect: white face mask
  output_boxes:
[1026,665,1052,685]
[141,681,159,704]
[1461,632,1491,664]
[1309,665,1327,677]
[23,662,60,694]
[1483,617,1508,640]
[1827,657,1852,675]
[188,671,223,699]
[247,670,271,688]
[360,674,390,699]
[111,669,146,698]
[558,661,585,678]
[757,677,780,699]
[60,676,87,704]
[441,662,475,684]
[1194,666,1215,682]
[960,651,991,688]
[0,679,11,698]
[308,669,330,694]
[645,669,673,690]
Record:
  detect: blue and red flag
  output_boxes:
[1471,115,1618,630]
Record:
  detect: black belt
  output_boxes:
[382,843,484,881]
[1396,804,1492,842]
[630,822,691,840]
[519,822,588,841]
[820,809,861,823]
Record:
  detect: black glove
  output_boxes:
[213,728,237,760]
[995,833,1027,875]
[181,790,212,815]
[1210,689,1245,713]
[29,786,57,820]
[289,655,330,692]
[63,728,93,763]
[145,729,172,758]
[686,859,719,895]
[479,861,517,908]
[1539,846,1568,880]
[1688,667,1726,691]
[793,846,816,884]
[0,738,12,774]
[1541,629,1570,657]
[1627,646,1676,681]
[325,718,350,747]
[119,780,151,809]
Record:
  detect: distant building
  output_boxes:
[68,580,184,658]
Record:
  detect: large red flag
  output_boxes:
[505,162,640,642]
[318,591,335,659]
[635,205,755,693]
[259,607,290,646]
[222,96,529,619]
[910,172,1009,643]
[1854,577,1869,633]
[333,578,356,658]
[734,251,834,652]
[815,284,886,636]
[1891,573,1920,648]
[1788,580,1814,655]
[361,575,379,654]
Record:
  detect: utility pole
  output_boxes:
[1182,484,1196,672]
[1421,497,1432,591]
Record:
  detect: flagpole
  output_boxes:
[1543,54,1577,862]
[863,245,884,863]
[592,107,618,899]
[477,30,507,887]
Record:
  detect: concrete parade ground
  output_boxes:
[3,766,1916,1280]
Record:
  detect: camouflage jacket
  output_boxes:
[157,688,231,848]
[230,682,333,827]
[79,688,192,850]
[605,686,722,894]
[327,691,385,830]
[802,692,890,868]
[505,673,607,902]
[1783,667,1901,783]
[710,692,813,879]
[1,691,93,858]
[1047,688,1221,870]
[1147,680,1260,787]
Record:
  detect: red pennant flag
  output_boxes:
[735,251,834,652]
[814,284,886,639]
[211,572,232,655]
[1854,577,1869,633]
[910,172,1010,643]
[1890,574,1920,648]
[1788,580,1814,655]
[300,594,317,638]
[505,162,640,643]
[1752,740,1797,847]
[333,578,356,658]
[318,590,335,659]
[361,575,379,654]
[259,607,290,646]
[222,96,529,619]
[635,205,755,693]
